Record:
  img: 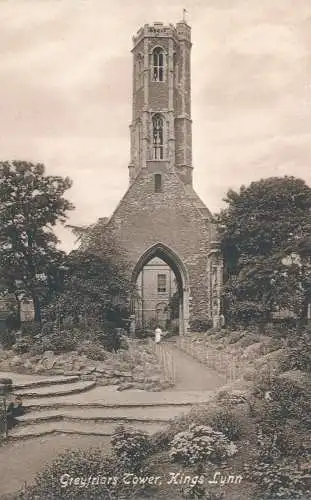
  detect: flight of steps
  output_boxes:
[9,375,209,440]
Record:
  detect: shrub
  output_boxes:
[238,333,261,348]
[279,345,311,373]
[169,423,238,467]
[76,341,107,361]
[227,331,245,344]
[210,407,242,441]
[16,445,149,500]
[263,337,284,353]
[243,458,311,499]
[13,337,32,354]
[0,329,15,349]
[92,329,126,352]
[21,321,42,337]
[269,373,311,421]
[189,318,213,333]
[111,425,151,472]
[30,329,80,354]
[181,484,224,500]
[17,448,117,500]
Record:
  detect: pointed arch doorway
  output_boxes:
[131,243,190,335]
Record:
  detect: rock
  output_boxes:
[117,382,134,391]
[34,365,45,374]
[97,379,115,386]
[80,374,96,381]
[42,350,54,359]
[0,378,12,385]
[119,371,132,378]
[10,355,23,367]
[159,381,173,390]
[41,357,55,370]
[95,363,107,374]
[29,355,42,363]
[63,371,82,377]
[143,383,154,391]
[242,342,265,360]
[145,375,161,383]
[81,367,96,375]
[23,360,33,370]
[0,350,10,360]
[0,360,10,371]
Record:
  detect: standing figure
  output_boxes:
[154,326,162,344]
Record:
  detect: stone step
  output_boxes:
[22,387,215,408]
[13,375,80,390]
[16,380,96,398]
[17,405,187,426]
[9,420,164,440]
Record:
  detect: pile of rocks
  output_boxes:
[0,345,173,392]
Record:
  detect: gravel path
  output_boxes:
[162,341,226,391]
[0,435,111,498]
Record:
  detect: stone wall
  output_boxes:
[105,167,212,322]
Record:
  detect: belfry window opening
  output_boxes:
[152,115,164,160]
[152,47,164,82]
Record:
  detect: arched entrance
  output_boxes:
[131,243,190,335]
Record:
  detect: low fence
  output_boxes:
[149,340,176,385]
[176,336,243,383]
[0,397,8,441]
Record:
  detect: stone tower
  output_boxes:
[128,21,193,186]
[100,20,222,334]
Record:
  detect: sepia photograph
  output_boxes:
[0,0,310,499]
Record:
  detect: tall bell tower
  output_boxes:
[128,20,193,186]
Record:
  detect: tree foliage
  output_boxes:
[0,161,74,322]
[216,177,311,326]
[46,219,131,328]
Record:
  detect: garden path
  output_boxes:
[0,340,228,497]
[162,340,226,391]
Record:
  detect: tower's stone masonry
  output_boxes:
[101,20,222,333]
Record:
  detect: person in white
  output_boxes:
[154,326,162,343]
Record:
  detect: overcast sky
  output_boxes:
[1,0,311,251]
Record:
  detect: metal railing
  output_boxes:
[176,336,242,383]
[149,340,176,385]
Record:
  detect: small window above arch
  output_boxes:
[154,173,162,193]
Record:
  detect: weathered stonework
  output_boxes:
[100,20,222,334]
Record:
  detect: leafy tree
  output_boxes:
[46,220,131,328]
[216,177,311,326]
[0,161,74,323]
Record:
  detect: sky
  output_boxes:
[0,0,311,251]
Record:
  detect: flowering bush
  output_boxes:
[169,424,238,466]
[111,425,151,472]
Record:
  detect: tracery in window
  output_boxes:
[152,114,164,160]
[152,47,164,82]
